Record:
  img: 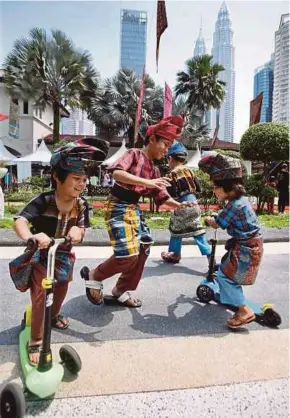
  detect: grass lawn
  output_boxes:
[1,205,288,230]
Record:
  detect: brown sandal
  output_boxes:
[227,314,256,329]
[161,252,181,264]
[52,314,70,330]
[81,266,104,305]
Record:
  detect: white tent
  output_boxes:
[101,139,127,167]
[11,140,52,164]
[186,147,201,169]
[0,140,16,162]
[10,140,52,182]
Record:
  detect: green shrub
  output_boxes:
[6,204,19,214]
[245,174,278,212]
[0,218,14,229]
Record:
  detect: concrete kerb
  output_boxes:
[0,227,288,247]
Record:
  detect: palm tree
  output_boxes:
[175,54,226,123]
[172,96,210,149]
[88,69,164,148]
[4,28,99,143]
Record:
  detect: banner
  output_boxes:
[250,92,263,126]
[156,0,168,72]
[134,66,146,143]
[0,113,8,122]
[8,99,20,139]
[163,82,172,118]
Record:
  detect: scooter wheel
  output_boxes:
[196,285,214,303]
[59,345,82,374]
[0,383,25,418]
[263,308,282,327]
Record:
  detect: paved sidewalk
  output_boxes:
[0,226,288,246]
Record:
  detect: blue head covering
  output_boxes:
[166,141,188,157]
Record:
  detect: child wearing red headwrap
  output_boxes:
[81,116,193,308]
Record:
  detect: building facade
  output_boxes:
[253,57,274,123]
[272,13,289,125]
[210,2,235,142]
[61,108,95,136]
[0,69,53,156]
[120,9,147,77]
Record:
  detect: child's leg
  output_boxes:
[193,234,211,257]
[217,269,255,328]
[113,244,150,306]
[51,281,70,328]
[168,236,182,256]
[30,263,47,343]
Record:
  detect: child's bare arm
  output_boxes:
[113,170,170,189]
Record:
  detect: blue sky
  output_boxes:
[0,0,288,140]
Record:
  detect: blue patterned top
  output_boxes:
[215,197,260,239]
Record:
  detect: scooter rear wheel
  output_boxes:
[196,285,214,303]
[59,345,82,374]
[0,383,25,418]
[263,308,282,327]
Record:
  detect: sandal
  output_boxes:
[161,252,181,264]
[227,314,256,329]
[52,314,70,330]
[27,342,41,366]
[80,266,104,305]
[104,291,142,308]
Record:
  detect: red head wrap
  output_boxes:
[146,115,184,144]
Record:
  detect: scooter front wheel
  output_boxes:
[0,382,25,418]
[196,285,214,303]
[59,345,82,374]
[263,308,282,327]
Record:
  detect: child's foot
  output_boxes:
[27,340,42,366]
[227,308,255,329]
[161,252,181,264]
[52,314,70,329]
[80,266,103,305]
[111,287,142,308]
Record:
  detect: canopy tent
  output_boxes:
[186,147,201,169]
[10,140,52,182]
[101,139,127,167]
[11,140,52,164]
[0,140,16,162]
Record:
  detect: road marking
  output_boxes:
[0,329,288,398]
[0,242,289,259]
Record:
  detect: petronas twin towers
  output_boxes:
[194,2,235,142]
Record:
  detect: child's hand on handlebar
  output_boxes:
[33,233,51,249]
[205,216,218,228]
[67,226,84,244]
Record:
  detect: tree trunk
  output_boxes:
[128,125,135,149]
[53,102,60,144]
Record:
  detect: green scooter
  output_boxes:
[0,237,82,418]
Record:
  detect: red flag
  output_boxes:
[0,113,8,122]
[134,66,146,143]
[156,0,168,72]
[250,92,263,126]
[163,82,172,118]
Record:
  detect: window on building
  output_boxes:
[23,101,29,115]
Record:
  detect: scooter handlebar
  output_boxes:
[26,236,71,250]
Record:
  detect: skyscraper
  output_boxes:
[253,57,274,123]
[61,108,95,136]
[120,9,147,77]
[210,2,235,142]
[194,26,206,57]
[272,13,289,125]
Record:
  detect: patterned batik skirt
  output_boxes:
[220,235,263,286]
[105,197,154,258]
